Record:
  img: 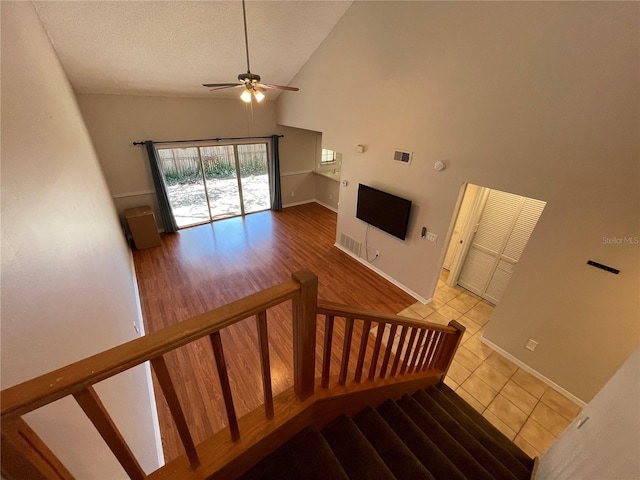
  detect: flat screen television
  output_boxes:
[356,184,412,240]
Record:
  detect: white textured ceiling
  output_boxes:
[33,1,352,99]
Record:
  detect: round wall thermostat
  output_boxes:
[434,161,446,171]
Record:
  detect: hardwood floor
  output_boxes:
[133,203,416,463]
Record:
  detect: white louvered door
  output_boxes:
[458,189,545,304]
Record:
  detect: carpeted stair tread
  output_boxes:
[413,390,520,480]
[426,386,532,479]
[397,395,494,480]
[353,406,435,480]
[322,414,396,480]
[239,384,536,479]
[437,383,534,469]
[239,426,349,480]
[377,399,467,480]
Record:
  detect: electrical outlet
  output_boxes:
[290,191,295,197]
[525,339,538,351]
[375,250,380,257]
[426,232,438,243]
[329,194,333,200]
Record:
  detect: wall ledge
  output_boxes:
[280,170,313,177]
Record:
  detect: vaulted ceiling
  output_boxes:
[33,1,352,99]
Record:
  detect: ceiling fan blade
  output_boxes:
[203,83,241,88]
[261,84,300,91]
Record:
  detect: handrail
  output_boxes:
[0,270,466,480]
[1,279,300,421]
[317,300,458,334]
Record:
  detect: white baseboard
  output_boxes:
[334,243,430,304]
[282,199,316,208]
[314,200,338,213]
[480,337,587,407]
[283,199,338,213]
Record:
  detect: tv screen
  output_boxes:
[356,184,412,240]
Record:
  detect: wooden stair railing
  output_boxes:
[316,301,464,390]
[0,270,465,480]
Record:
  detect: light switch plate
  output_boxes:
[426,232,438,243]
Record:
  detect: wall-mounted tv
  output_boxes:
[356,184,412,240]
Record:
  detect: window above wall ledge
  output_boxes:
[317,149,342,176]
[320,148,337,165]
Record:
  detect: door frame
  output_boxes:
[446,184,490,287]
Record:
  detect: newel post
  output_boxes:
[291,269,318,401]
[437,320,466,381]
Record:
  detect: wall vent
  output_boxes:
[339,233,362,257]
[393,149,412,165]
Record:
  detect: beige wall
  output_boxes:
[279,126,318,206]
[278,125,318,174]
[277,1,639,401]
[1,2,161,477]
[314,174,340,211]
[77,95,324,222]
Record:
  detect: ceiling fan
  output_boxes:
[203,0,299,103]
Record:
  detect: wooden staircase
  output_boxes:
[1,269,526,480]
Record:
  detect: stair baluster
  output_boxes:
[255,311,274,419]
[379,324,398,378]
[354,320,372,382]
[339,317,355,386]
[150,355,200,467]
[209,331,240,441]
[321,314,335,389]
[368,321,386,381]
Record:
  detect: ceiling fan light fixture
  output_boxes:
[254,90,265,102]
[240,89,252,103]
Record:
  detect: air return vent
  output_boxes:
[339,233,362,257]
[393,149,412,165]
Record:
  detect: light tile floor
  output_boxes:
[395,269,582,458]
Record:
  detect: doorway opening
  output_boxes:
[157,142,271,228]
[443,183,546,305]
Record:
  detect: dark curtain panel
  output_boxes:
[144,141,179,233]
[270,135,282,211]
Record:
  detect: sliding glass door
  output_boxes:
[200,145,242,221]
[157,142,270,228]
[157,147,210,227]
[238,144,270,214]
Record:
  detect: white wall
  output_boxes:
[277,1,639,401]
[538,348,640,479]
[1,3,161,477]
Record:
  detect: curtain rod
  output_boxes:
[132,134,283,146]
